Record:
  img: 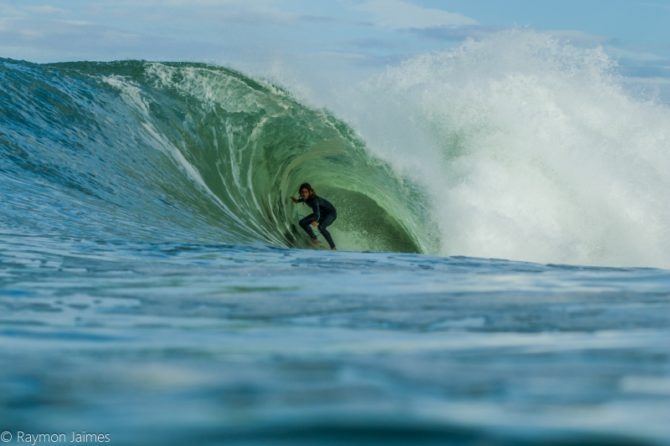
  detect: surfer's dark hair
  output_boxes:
[298,183,313,193]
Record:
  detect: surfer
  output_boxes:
[291,183,337,250]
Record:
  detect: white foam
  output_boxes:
[345,31,670,267]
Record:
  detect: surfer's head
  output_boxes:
[298,183,314,200]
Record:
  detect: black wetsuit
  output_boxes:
[297,195,337,249]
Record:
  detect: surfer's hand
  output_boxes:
[311,221,318,227]
[290,197,298,203]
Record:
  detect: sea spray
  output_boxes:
[345,31,670,267]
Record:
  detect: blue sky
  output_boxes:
[1,0,669,80]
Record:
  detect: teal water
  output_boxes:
[1,57,670,445]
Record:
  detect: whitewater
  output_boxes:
[1,32,670,445]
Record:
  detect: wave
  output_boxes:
[2,30,670,266]
[0,59,429,253]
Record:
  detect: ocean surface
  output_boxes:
[2,34,670,446]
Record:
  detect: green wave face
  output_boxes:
[1,60,431,253]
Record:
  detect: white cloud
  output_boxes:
[26,5,66,15]
[607,46,666,63]
[0,0,304,62]
[357,0,477,30]
[545,29,607,46]
[114,0,300,25]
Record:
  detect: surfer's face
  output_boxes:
[299,188,311,200]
